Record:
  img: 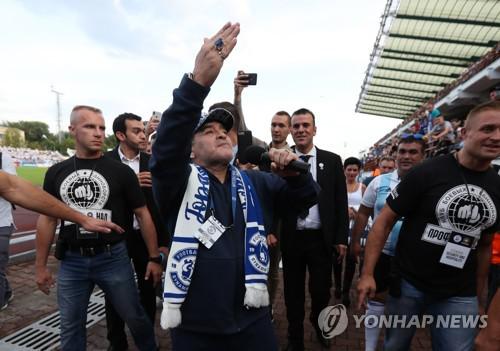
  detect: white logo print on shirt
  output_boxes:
[421,184,496,249]
[435,184,496,237]
[59,169,111,221]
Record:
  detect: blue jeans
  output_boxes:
[0,225,14,307]
[57,241,156,351]
[384,279,478,351]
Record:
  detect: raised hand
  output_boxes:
[191,22,240,87]
[234,70,249,97]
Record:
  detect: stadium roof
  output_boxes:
[356,0,500,119]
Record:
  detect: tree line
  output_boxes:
[1,121,117,155]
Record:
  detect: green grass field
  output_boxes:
[16,166,48,186]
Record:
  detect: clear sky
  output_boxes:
[0,0,403,159]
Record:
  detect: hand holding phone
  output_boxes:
[151,111,162,122]
[234,71,257,87]
[146,111,161,136]
[246,73,257,85]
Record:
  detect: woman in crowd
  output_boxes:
[333,157,366,307]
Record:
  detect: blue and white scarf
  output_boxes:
[161,164,269,329]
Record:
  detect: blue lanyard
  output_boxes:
[206,166,239,225]
[230,166,239,223]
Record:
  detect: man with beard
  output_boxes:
[104,112,170,350]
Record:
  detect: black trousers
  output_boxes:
[332,244,357,294]
[170,316,278,351]
[282,229,332,343]
[105,230,157,349]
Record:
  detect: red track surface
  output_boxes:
[13,206,39,232]
[10,206,39,256]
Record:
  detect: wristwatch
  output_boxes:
[148,256,162,264]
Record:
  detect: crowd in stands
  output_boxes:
[362,44,500,171]
[0,147,66,167]
[362,93,499,174]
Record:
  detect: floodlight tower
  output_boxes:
[51,86,63,143]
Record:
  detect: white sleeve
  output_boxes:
[2,153,16,176]
[360,175,378,208]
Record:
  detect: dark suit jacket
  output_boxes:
[105,147,169,248]
[281,146,349,255]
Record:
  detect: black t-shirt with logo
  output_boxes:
[386,154,500,297]
[43,156,145,247]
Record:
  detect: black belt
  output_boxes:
[67,241,121,257]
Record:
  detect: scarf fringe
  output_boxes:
[244,285,270,308]
[160,302,182,330]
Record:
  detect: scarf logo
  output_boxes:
[236,176,247,211]
[184,170,210,223]
[248,232,269,274]
[169,248,198,291]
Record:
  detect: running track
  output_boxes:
[9,206,40,257]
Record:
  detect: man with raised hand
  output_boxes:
[150,23,318,350]
[358,100,500,350]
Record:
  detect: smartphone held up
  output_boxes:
[246,73,257,86]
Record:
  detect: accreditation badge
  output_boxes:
[439,232,475,269]
[74,209,112,240]
[194,215,226,249]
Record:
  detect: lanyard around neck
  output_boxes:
[453,153,472,201]
[73,156,100,183]
[206,166,238,227]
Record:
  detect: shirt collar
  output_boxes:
[270,141,290,150]
[118,146,140,162]
[391,169,400,181]
[295,145,316,158]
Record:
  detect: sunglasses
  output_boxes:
[401,133,424,140]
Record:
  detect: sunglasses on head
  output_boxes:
[401,133,424,140]
[207,108,234,120]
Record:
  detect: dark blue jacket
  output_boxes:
[150,75,318,334]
